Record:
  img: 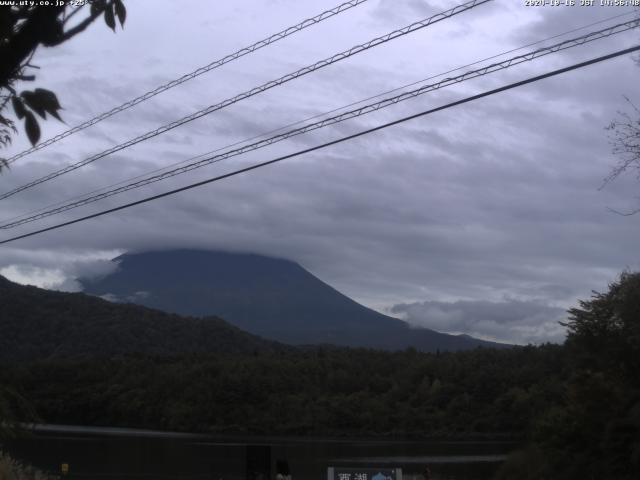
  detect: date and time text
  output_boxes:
[525,0,640,6]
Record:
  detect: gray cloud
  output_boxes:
[511,2,639,47]
[0,248,120,291]
[0,0,638,344]
[98,290,150,304]
[390,298,567,345]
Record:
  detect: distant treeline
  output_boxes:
[0,345,565,438]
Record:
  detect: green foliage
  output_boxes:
[0,345,566,439]
[505,271,640,480]
[565,271,640,379]
[0,1,126,157]
[91,0,126,30]
[114,0,127,28]
[9,90,61,147]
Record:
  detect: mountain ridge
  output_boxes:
[81,249,508,351]
[0,275,283,362]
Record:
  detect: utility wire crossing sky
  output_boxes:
[1,17,637,231]
[1,0,638,345]
[0,0,491,200]
[2,43,638,246]
[5,0,373,164]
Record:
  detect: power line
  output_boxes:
[4,10,633,228]
[4,0,372,165]
[1,44,637,246]
[0,0,492,201]
[2,18,637,230]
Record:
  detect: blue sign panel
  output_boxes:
[328,467,402,480]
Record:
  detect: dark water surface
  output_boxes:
[2,426,512,480]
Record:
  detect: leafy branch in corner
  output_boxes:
[0,0,126,170]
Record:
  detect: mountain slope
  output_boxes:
[0,275,282,362]
[81,250,507,351]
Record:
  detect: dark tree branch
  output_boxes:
[0,6,65,89]
[51,4,108,45]
[62,6,85,26]
[1,0,124,149]
[602,97,640,191]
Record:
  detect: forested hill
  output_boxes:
[0,275,282,362]
[81,249,508,351]
[3,271,639,479]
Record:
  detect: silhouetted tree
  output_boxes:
[564,271,640,380]
[603,34,640,214]
[498,271,640,480]
[0,0,126,166]
[604,99,640,215]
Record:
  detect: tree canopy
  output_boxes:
[497,271,640,480]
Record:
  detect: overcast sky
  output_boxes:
[1,0,639,344]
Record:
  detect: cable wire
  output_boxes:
[0,0,492,201]
[1,44,637,246]
[4,0,372,164]
[2,18,637,230]
[3,9,633,227]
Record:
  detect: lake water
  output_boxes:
[2,425,512,480]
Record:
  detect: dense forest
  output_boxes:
[0,345,565,438]
[1,272,639,479]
